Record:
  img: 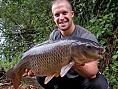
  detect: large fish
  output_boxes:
[6,37,105,89]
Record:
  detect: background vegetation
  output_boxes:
[0,0,117,89]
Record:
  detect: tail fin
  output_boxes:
[6,68,21,89]
[6,68,15,79]
[12,75,21,89]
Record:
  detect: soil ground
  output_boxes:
[0,76,44,89]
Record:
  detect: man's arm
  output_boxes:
[73,61,98,79]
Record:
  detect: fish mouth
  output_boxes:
[98,55,103,59]
[98,49,105,59]
[97,51,105,59]
[101,48,106,54]
[98,48,106,55]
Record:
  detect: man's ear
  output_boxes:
[71,11,74,18]
[52,15,54,20]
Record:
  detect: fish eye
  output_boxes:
[86,44,92,49]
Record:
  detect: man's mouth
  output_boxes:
[59,21,66,24]
[59,21,68,25]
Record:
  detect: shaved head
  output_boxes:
[51,0,72,13]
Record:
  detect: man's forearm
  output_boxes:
[73,61,98,78]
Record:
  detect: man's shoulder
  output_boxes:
[75,25,98,43]
[51,28,60,34]
[73,25,91,37]
[76,25,90,33]
[49,28,61,40]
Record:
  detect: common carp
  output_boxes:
[6,37,105,89]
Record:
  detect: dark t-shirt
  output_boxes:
[49,25,98,43]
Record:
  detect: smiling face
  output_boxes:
[52,1,74,31]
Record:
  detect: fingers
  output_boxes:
[25,69,29,73]
[23,69,35,77]
[22,69,28,77]
[73,62,85,67]
[28,70,35,77]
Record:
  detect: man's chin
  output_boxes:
[60,28,68,31]
[59,26,68,31]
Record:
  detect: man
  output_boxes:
[27,0,109,89]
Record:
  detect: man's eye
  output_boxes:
[55,14,59,17]
[62,11,68,15]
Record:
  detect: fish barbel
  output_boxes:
[6,37,105,89]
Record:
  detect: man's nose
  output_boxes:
[59,14,64,19]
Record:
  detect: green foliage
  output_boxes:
[71,0,95,26]
[86,13,114,45]
[0,52,22,71]
[103,56,118,89]
[0,0,55,62]
[86,9,118,89]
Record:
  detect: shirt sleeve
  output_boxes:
[49,30,55,40]
[74,25,98,43]
[49,29,61,41]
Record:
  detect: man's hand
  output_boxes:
[73,61,98,79]
[23,69,35,77]
[73,62,85,69]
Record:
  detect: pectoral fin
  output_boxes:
[60,61,75,77]
[44,74,55,84]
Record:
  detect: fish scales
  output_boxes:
[11,40,73,77]
[6,37,105,89]
[28,42,72,76]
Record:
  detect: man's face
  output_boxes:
[52,2,74,31]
